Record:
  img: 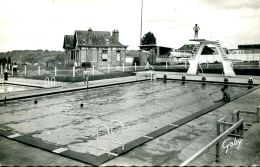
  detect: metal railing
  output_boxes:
[111,120,125,151]
[179,118,244,166]
[180,106,260,166]
[96,120,125,157]
[44,77,50,87]
[232,106,260,124]
[96,124,111,156]
[50,77,56,87]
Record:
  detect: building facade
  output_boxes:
[63,28,128,67]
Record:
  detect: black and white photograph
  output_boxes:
[0,0,260,166]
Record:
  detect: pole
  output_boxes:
[12,66,13,76]
[54,66,57,77]
[0,65,2,75]
[73,66,75,78]
[135,62,136,71]
[166,61,168,69]
[24,65,27,76]
[216,122,220,162]
[123,63,124,72]
[140,0,143,45]
[38,66,40,76]
[150,70,153,81]
[92,65,95,75]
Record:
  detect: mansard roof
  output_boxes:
[63,29,127,50]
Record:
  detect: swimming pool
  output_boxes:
[0,80,248,158]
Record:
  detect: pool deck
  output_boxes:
[0,72,260,166]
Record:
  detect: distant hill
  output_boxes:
[0,49,141,66]
[0,50,65,65]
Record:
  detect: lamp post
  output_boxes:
[140,0,143,45]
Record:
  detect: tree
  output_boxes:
[141,32,156,45]
[7,57,12,65]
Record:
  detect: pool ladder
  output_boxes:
[136,70,156,81]
[45,77,56,87]
[96,120,125,157]
[147,70,156,80]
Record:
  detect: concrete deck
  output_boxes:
[1,72,260,166]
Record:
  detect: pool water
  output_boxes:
[0,83,36,94]
[0,80,248,156]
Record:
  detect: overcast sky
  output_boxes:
[0,0,260,51]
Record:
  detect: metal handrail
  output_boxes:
[44,77,49,87]
[96,124,111,156]
[232,106,260,123]
[111,120,125,150]
[50,77,56,87]
[179,118,244,166]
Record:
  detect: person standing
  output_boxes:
[13,63,18,75]
[4,68,8,81]
[193,24,200,39]
[83,68,89,86]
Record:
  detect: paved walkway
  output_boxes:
[0,72,260,166]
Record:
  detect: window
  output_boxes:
[116,50,120,62]
[102,50,108,61]
[105,39,109,45]
[71,52,75,60]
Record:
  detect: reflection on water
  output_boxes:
[0,84,35,93]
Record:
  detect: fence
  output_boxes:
[0,54,259,78]
[0,64,155,78]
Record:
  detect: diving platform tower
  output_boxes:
[186,39,236,77]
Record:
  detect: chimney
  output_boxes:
[112,29,119,42]
[88,27,93,44]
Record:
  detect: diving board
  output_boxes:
[187,39,236,77]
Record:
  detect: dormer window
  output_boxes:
[105,39,109,45]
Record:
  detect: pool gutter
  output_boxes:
[157,77,259,86]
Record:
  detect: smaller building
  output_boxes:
[139,45,173,65]
[228,44,260,62]
[238,44,260,54]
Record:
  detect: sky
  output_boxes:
[0,0,260,52]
